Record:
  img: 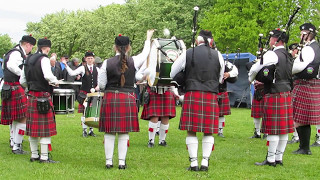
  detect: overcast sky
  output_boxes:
[0,0,125,43]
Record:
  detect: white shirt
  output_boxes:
[248,46,282,82]
[170,44,225,83]
[225,61,239,78]
[20,55,59,87]
[98,40,151,90]
[292,40,316,75]
[6,45,26,77]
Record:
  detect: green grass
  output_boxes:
[0,107,319,180]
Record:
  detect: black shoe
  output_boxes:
[275,160,283,166]
[156,131,159,136]
[310,141,320,147]
[292,148,312,155]
[148,140,154,148]
[118,165,126,169]
[39,159,59,163]
[262,134,268,139]
[218,133,225,138]
[255,160,276,167]
[187,166,199,171]
[30,157,40,162]
[287,138,299,144]
[199,165,208,171]
[159,140,167,147]
[106,164,113,169]
[88,131,96,137]
[82,131,88,137]
[12,149,28,155]
[251,132,261,139]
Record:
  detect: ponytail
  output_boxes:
[119,46,128,87]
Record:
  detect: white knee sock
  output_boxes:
[293,128,299,140]
[159,123,169,143]
[13,122,26,150]
[186,136,198,167]
[81,116,87,130]
[218,117,225,133]
[253,118,261,135]
[104,133,116,165]
[9,124,14,146]
[276,134,288,161]
[156,121,161,133]
[148,122,158,143]
[29,137,39,158]
[266,135,279,163]
[11,121,18,147]
[201,136,214,167]
[40,137,51,161]
[118,133,129,166]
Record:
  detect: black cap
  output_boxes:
[270,29,287,42]
[199,30,213,39]
[20,34,36,45]
[289,43,299,50]
[37,37,51,48]
[85,51,95,57]
[63,54,69,59]
[300,23,316,32]
[115,34,130,46]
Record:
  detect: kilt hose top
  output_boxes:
[217,91,231,117]
[99,91,139,133]
[141,87,176,120]
[261,91,294,135]
[26,91,57,137]
[179,91,219,134]
[1,81,27,125]
[292,79,320,125]
[78,90,88,113]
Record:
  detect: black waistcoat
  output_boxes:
[80,65,98,93]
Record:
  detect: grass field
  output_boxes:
[0,106,319,180]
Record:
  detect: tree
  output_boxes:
[0,34,14,58]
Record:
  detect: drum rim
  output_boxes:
[87,92,104,97]
[53,89,75,93]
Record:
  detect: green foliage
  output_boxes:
[0,34,14,57]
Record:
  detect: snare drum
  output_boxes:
[147,38,186,86]
[52,89,75,114]
[84,92,104,128]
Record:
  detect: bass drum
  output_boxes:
[84,92,104,128]
[147,38,186,87]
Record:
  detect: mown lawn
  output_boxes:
[0,106,319,180]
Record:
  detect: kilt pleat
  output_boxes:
[292,79,320,125]
[251,98,264,118]
[141,89,176,120]
[179,91,219,134]
[261,91,294,135]
[1,82,27,125]
[99,91,139,133]
[218,91,231,116]
[26,91,57,137]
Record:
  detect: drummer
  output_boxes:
[62,51,99,137]
[98,30,154,169]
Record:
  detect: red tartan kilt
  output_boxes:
[26,91,57,137]
[292,79,320,125]
[251,98,264,118]
[179,91,219,134]
[99,91,139,133]
[141,89,176,120]
[1,82,27,125]
[218,92,231,116]
[77,90,87,113]
[261,91,294,135]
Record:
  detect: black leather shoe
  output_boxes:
[148,140,154,148]
[292,148,312,155]
[159,140,167,147]
[262,134,268,139]
[310,141,320,147]
[187,166,199,171]
[88,131,96,137]
[82,131,88,137]
[218,133,225,138]
[287,138,299,144]
[251,132,261,139]
[118,165,126,169]
[255,160,276,167]
[12,149,28,155]
[30,157,40,162]
[106,164,113,169]
[275,160,283,166]
[40,159,59,163]
[199,165,208,171]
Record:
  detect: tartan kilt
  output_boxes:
[261,91,294,135]
[179,91,219,134]
[99,91,139,133]
[251,98,264,118]
[77,90,87,113]
[141,89,176,120]
[26,91,57,137]
[217,91,231,117]
[292,79,320,125]
[1,82,27,125]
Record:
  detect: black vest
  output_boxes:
[264,48,292,94]
[185,45,221,93]
[80,65,98,93]
[3,45,26,82]
[106,55,135,92]
[295,41,320,79]
[25,53,52,93]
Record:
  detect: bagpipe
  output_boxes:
[223,47,238,83]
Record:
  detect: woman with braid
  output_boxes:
[98,30,154,169]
